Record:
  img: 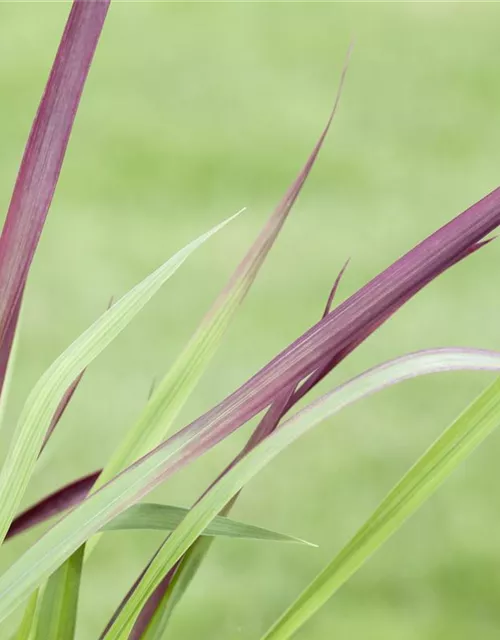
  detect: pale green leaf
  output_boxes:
[0,349,497,628]
[104,502,313,544]
[261,377,500,639]
[34,546,83,640]
[11,591,40,640]
[92,52,347,497]
[0,210,239,547]
[97,349,500,638]
[91,68,347,635]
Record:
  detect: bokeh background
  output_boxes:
[1,2,500,639]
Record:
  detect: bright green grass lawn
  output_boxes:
[1,3,500,639]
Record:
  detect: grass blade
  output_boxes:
[80,53,351,628]
[261,377,500,639]
[0,211,239,547]
[58,199,500,586]
[131,271,349,639]
[103,503,312,544]
[132,540,209,640]
[125,244,486,639]
[106,50,353,636]
[0,348,491,632]
[82,190,500,525]
[6,472,99,541]
[0,0,109,355]
[12,591,41,640]
[34,546,84,640]
[98,349,500,637]
[92,48,350,497]
[1,10,111,629]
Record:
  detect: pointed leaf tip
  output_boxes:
[323,258,350,318]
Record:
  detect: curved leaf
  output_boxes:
[261,376,500,639]
[104,503,312,544]
[0,348,497,628]
[102,349,500,637]
[0,210,240,547]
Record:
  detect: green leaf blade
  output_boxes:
[0,211,239,547]
[98,349,500,638]
[261,378,500,639]
[34,546,84,640]
[104,503,313,544]
[94,65,345,494]
[0,348,498,629]
[12,591,40,640]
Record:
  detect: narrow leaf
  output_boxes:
[6,472,99,541]
[111,266,351,640]
[103,503,312,544]
[0,7,110,634]
[92,44,350,497]
[114,54,354,636]
[125,245,478,639]
[80,192,500,549]
[0,0,110,364]
[12,591,40,640]
[20,191,495,602]
[0,210,239,547]
[261,377,500,639]
[100,350,500,637]
[34,546,84,640]
[288,237,493,410]
[0,348,497,628]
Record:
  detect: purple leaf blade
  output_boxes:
[126,283,338,638]
[103,347,500,637]
[103,237,492,639]
[93,41,352,496]
[93,193,500,635]
[0,0,110,365]
[153,188,500,476]
[0,347,499,625]
[5,239,490,547]
[102,50,354,635]
[6,471,99,541]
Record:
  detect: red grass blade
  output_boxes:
[102,185,500,639]
[322,259,350,318]
[0,0,110,363]
[6,471,99,541]
[160,191,500,467]
[106,193,500,533]
[289,237,494,408]
[121,240,488,637]
[211,43,352,312]
[104,197,500,636]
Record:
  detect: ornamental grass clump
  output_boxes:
[2,1,500,639]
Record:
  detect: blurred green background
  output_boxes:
[1,2,500,639]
